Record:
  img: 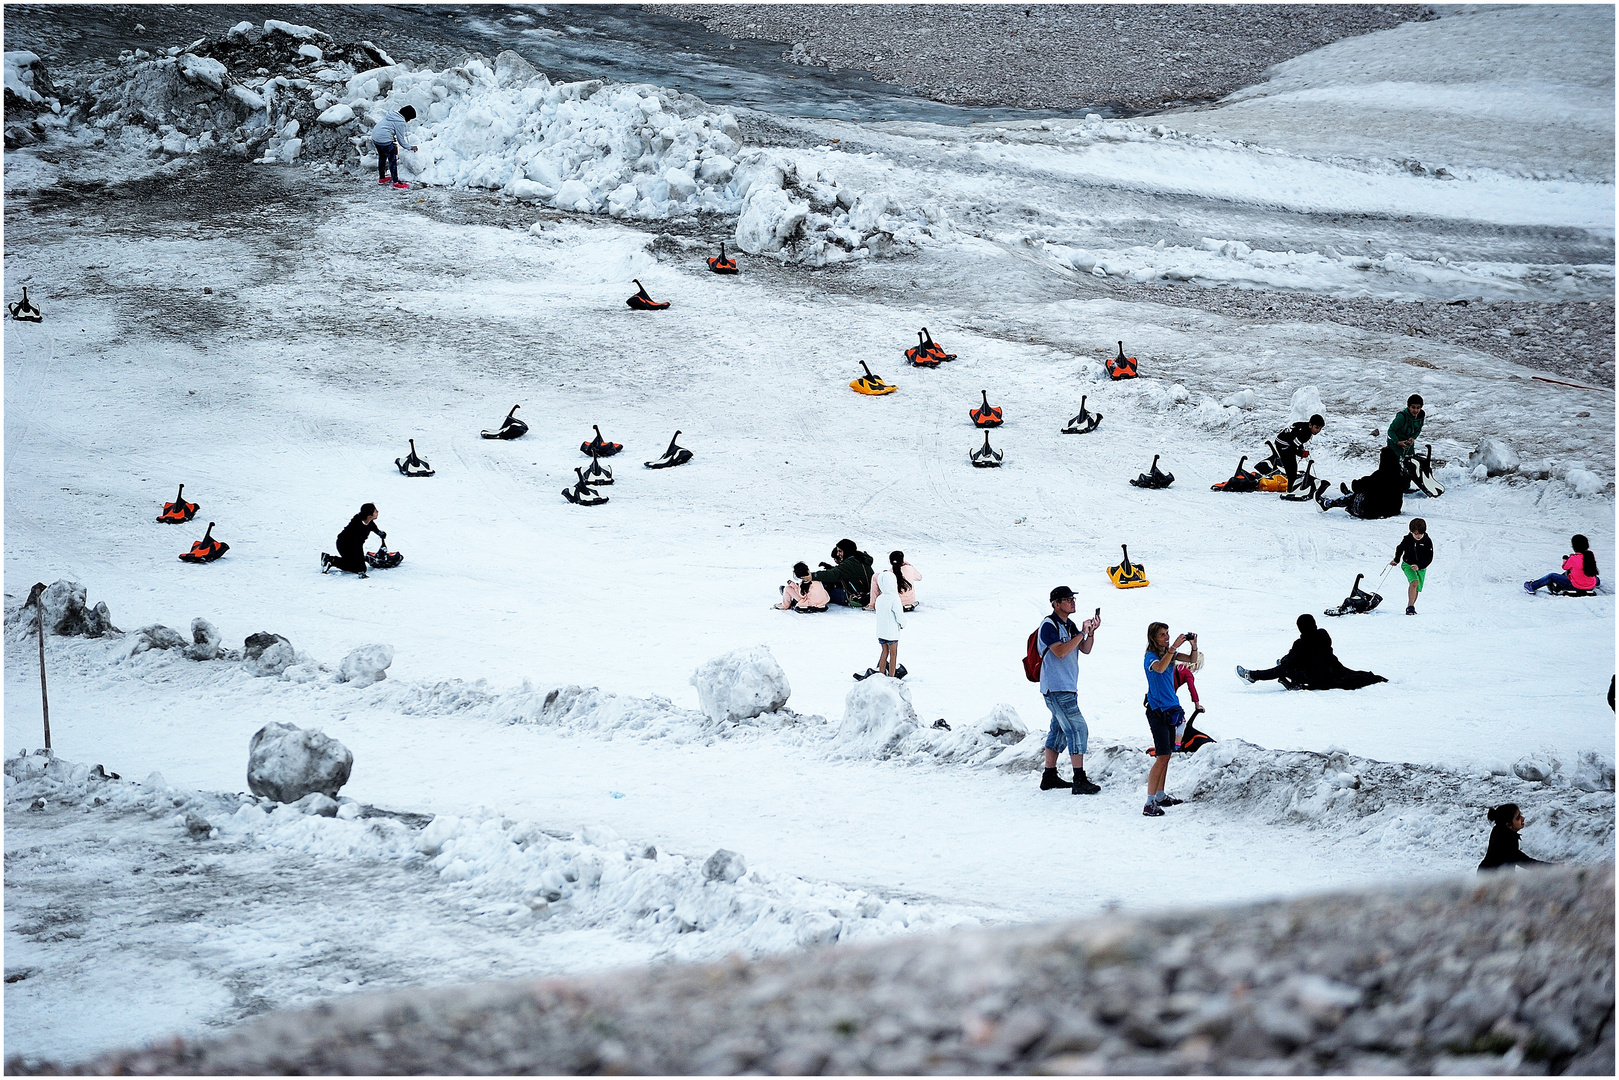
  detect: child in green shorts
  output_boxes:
[1390,518,1433,615]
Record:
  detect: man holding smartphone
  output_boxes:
[1038,586,1102,795]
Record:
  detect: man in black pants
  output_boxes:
[323,503,383,578]
[1236,614,1386,690]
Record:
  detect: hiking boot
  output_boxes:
[1405,605,1416,615]
[1523,581,1536,593]
[1155,794,1184,806]
[1235,665,1254,683]
[1142,801,1165,817]
[1072,771,1101,795]
[1040,768,1071,791]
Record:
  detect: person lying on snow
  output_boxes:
[323,502,384,578]
[778,562,831,612]
[809,540,875,607]
[1318,445,1404,519]
[1236,613,1386,690]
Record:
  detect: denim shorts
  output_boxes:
[1043,691,1088,755]
[878,638,897,646]
[1146,705,1183,756]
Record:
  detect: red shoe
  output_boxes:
[377,176,390,184]
[392,181,410,189]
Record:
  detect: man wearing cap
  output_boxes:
[1386,395,1425,461]
[1038,586,1102,795]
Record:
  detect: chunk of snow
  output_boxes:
[509,178,555,202]
[128,624,187,656]
[176,54,226,91]
[551,179,594,212]
[186,618,221,661]
[1221,389,1256,409]
[1468,436,1520,476]
[838,677,922,758]
[263,19,329,41]
[246,722,353,803]
[702,848,746,883]
[1512,753,1557,783]
[316,103,354,125]
[1288,385,1325,424]
[338,644,394,687]
[690,646,790,722]
[735,185,807,254]
[298,44,324,63]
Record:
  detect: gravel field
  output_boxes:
[38,864,1613,1076]
[646,4,1435,112]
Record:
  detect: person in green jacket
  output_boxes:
[1386,394,1425,459]
[809,539,876,607]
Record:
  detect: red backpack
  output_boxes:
[1022,616,1056,682]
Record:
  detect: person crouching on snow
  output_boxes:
[778,562,830,612]
[323,503,383,578]
[371,105,419,189]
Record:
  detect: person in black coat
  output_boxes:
[1235,614,1387,690]
[1479,803,1549,872]
[1318,445,1405,520]
[322,502,383,578]
[1390,517,1434,615]
[1274,414,1325,486]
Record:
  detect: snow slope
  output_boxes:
[4,6,1613,1067]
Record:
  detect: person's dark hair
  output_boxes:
[1571,534,1598,578]
[1407,394,1424,407]
[1309,413,1325,428]
[888,551,910,595]
[360,502,377,518]
[398,105,417,121]
[1410,518,1427,534]
[834,539,857,562]
[793,561,809,578]
[1147,621,1169,655]
[1487,803,1521,826]
[1296,613,1317,634]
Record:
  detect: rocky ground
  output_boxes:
[27,863,1612,1076]
[646,4,1434,112]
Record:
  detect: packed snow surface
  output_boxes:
[4,5,1613,1068]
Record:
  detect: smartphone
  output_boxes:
[1094,608,1101,621]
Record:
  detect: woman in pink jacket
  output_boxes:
[866,557,920,611]
[1525,534,1601,594]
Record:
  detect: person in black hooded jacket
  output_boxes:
[1236,614,1387,690]
[1478,803,1549,872]
[809,539,876,607]
[323,503,383,578]
[1318,445,1404,520]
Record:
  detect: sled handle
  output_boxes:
[665,430,682,456]
[859,360,876,379]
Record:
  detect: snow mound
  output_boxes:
[1469,436,1520,476]
[18,580,120,638]
[1288,385,1325,424]
[242,631,296,677]
[339,643,394,687]
[690,646,790,721]
[702,848,747,883]
[837,677,922,759]
[1220,389,1257,409]
[128,624,188,656]
[246,722,353,803]
[187,617,222,661]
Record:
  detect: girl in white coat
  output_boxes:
[871,551,910,678]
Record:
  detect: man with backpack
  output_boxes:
[1028,586,1102,795]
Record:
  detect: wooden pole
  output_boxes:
[27,582,50,753]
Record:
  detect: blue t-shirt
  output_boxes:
[1144,649,1179,710]
[1038,616,1080,694]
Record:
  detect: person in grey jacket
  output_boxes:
[371,105,418,188]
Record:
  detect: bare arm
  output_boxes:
[1150,634,1190,672]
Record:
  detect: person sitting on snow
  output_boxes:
[323,502,383,578]
[778,562,831,612]
[1236,613,1386,690]
[866,554,921,612]
[1318,445,1404,520]
[370,105,419,189]
[1525,534,1601,594]
[808,539,876,607]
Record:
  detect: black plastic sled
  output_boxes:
[581,448,614,485]
[1210,455,1261,493]
[9,287,41,323]
[395,439,435,477]
[1146,708,1213,756]
[1324,572,1383,616]
[563,468,608,506]
[1278,460,1321,500]
[580,424,623,458]
[1404,444,1445,498]
[970,429,1003,467]
[1061,395,1102,435]
[1129,455,1174,489]
[481,405,528,440]
[365,540,404,569]
[645,430,692,469]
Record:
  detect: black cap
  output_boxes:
[1050,585,1075,602]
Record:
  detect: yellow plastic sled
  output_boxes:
[850,360,896,395]
[1107,544,1149,589]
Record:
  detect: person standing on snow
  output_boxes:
[1390,517,1433,615]
[323,503,383,578]
[1274,413,1325,487]
[1037,586,1101,795]
[856,551,911,680]
[371,104,419,189]
[1143,623,1195,816]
